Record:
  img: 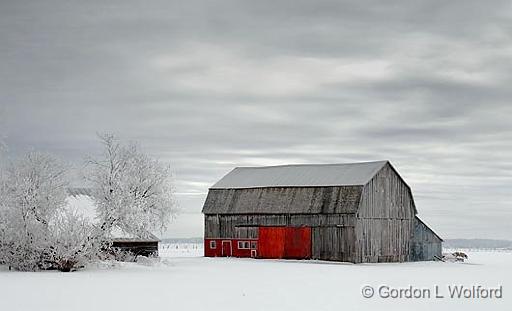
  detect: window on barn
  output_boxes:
[210,241,216,249]
[238,241,251,249]
[251,241,257,249]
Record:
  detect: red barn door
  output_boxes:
[258,227,286,258]
[284,227,312,259]
[258,227,311,259]
[221,240,232,256]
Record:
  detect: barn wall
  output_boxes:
[111,241,159,257]
[312,226,356,262]
[355,163,416,263]
[355,219,413,262]
[410,217,443,261]
[202,186,362,214]
[204,213,357,262]
[204,214,356,238]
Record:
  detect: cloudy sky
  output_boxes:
[1,0,511,239]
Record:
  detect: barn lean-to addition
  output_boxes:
[202,161,442,263]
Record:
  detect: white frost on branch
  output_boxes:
[0,152,99,271]
[86,133,177,240]
[0,152,68,270]
[0,134,176,271]
[46,210,102,272]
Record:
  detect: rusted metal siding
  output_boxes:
[410,217,443,261]
[202,186,362,214]
[355,163,416,263]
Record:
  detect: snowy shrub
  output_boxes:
[0,152,102,271]
[0,212,49,271]
[110,248,137,262]
[0,135,175,271]
[45,211,104,272]
[86,133,177,241]
[443,251,469,263]
[0,152,68,271]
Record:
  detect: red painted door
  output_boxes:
[221,240,232,257]
[259,227,286,258]
[284,227,312,259]
[258,227,311,259]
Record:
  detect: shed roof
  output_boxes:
[211,161,388,189]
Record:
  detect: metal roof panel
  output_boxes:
[211,161,388,189]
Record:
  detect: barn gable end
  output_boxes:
[355,162,417,262]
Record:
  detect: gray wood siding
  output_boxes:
[205,214,356,239]
[202,186,362,214]
[355,163,416,263]
[410,217,443,261]
[355,219,413,262]
[312,226,356,262]
[357,163,415,219]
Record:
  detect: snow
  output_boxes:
[0,246,510,311]
[65,195,98,224]
[159,242,203,257]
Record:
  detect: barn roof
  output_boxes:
[202,186,363,214]
[211,161,388,189]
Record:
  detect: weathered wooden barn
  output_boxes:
[202,161,442,263]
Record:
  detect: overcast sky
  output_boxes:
[1,0,511,239]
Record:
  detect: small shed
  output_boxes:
[66,188,160,257]
[411,216,443,261]
[202,161,442,263]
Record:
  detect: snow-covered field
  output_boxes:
[0,244,510,311]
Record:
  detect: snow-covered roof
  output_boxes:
[211,161,388,189]
[65,194,98,224]
[67,187,94,197]
[64,190,159,242]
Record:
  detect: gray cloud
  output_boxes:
[1,0,511,239]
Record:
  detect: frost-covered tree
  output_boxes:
[87,134,176,240]
[46,210,103,271]
[0,152,100,271]
[0,152,68,270]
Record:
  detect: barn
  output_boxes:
[202,161,442,263]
